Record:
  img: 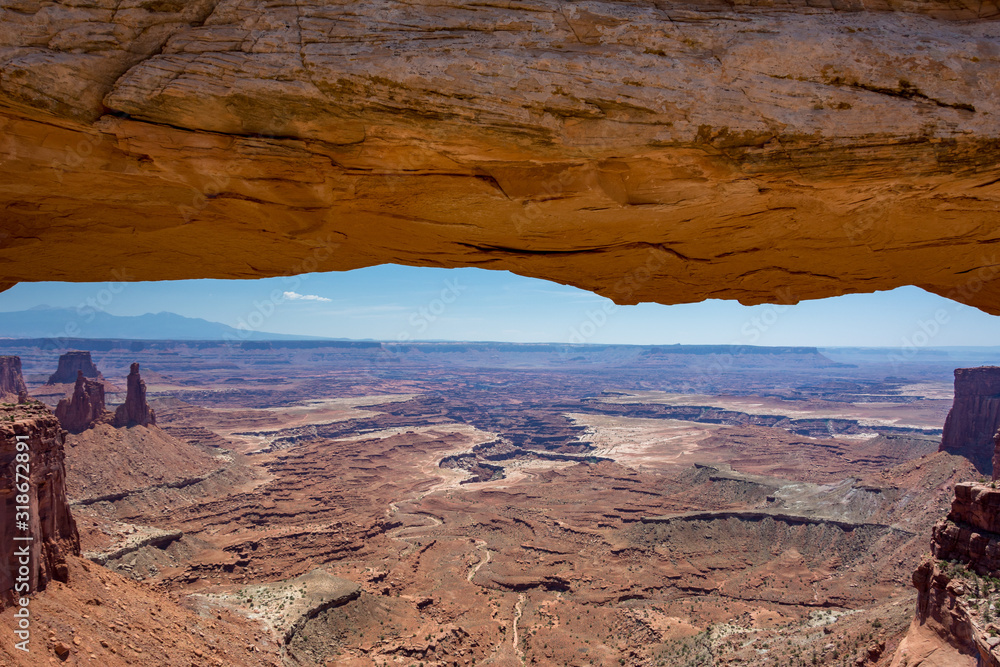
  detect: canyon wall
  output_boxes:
[941,368,1000,474]
[1,1,1000,311]
[893,482,1000,667]
[0,402,80,608]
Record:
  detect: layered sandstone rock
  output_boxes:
[54,371,111,433]
[893,483,1000,667]
[993,430,1000,482]
[0,356,27,402]
[46,351,103,385]
[113,363,155,428]
[1,1,1000,311]
[933,483,1000,570]
[941,368,1000,474]
[0,403,80,608]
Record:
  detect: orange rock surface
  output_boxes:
[1,1,1000,310]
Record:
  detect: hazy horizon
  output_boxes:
[2,264,999,348]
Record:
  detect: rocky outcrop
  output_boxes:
[113,363,155,428]
[941,368,1000,474]
[0,402,80,608]
[892,483,1000,667]
[931,483,1000,573]
[54,371,111,433]
[46,351,103,385]
[0,356,27,401]
[1,2,1000,312]
[994,430,1000,483]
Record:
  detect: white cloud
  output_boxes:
[283,291,332,303]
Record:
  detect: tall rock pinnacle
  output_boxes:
[55,371,111,433]
[113,363,156,428]
[0,356,27,401]
[1,404,80,607]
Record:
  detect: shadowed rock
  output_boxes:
[0,403,80,608]
[0,356,27,401]
[940,367,1000,475]
[55,371,112,433]
[113,363,156,428]
[47,351,103,385]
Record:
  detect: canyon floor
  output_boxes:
[3,341,993,666]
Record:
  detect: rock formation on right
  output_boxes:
[892,483,1000,667]
[0,356,28,401]
[940,367,1000,475]
[113,362,155,428]
[46,350,104,385]
[54,370,112,433]
[894,370,1000,666]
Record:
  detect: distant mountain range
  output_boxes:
[0,306,324,341]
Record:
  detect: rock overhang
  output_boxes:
[1,0,999,311]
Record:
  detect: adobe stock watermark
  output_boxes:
[222,235,342,345]
[12,433,33,653]
[888,254,1000,368]
[41,269,135,347]
[696,287,799,380]
[396,278,467,342]
[567,247,671,345]
[177,109,295,224]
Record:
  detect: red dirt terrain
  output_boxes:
[0,340,990,665]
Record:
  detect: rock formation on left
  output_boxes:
[113,363,155,428]
[0,400,80,608]
[0,356,28,402]
[54,371,112,433]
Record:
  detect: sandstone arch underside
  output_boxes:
[1,0,1000,311]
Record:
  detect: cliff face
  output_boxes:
[54,371,111,433]
[46,351,103,385]
[893,483,1000,667]
[0,402,80,609]
[1,1,1000,312]
[113,363,155,428]
[0,356,27,401]
[941,368,1000,474]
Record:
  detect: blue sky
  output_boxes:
[1,264,999,346]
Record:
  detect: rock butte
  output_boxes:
[1,0,1000,310]
[940,367,1000,475]
[46,351,103,386]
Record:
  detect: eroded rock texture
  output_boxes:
[0,403,80,609]
[46,351,103,385]
[941,367,1000,474]
[113,363,155,428]
[54,371,111,433]
[893,483,1000,667]
[0,356,27,401]
[1,1,1000,309]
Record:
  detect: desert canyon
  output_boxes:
[0,341,997,665]
[2,0,1000,665]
